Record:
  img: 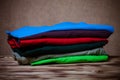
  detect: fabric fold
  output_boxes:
[31,55,109,66]
[13,41,108,57]
[12,48,107,64]
[8,37,107,48]
[15,30,112,39]
[6,22,114,38]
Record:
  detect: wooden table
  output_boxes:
[0,56,120,80]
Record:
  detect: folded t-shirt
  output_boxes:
[12,48,107,64]
[31,55,109,66]
[14,30,112,39]
[8,37,107,48]
[6,22,114,39]
[13,41,108,57]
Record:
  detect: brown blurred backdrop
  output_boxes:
[0,0,120,56]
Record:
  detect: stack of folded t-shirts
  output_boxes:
[6,22,114,66]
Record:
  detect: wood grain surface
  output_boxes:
[0,56,120,80]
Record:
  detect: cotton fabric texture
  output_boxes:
[13,41,108,57]
[8,37,107,48]
[6,22,114,39]
[12,48,107,65]
[6,22,114,66]
[31,55,108,66]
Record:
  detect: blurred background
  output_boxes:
[0,0,120,56]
